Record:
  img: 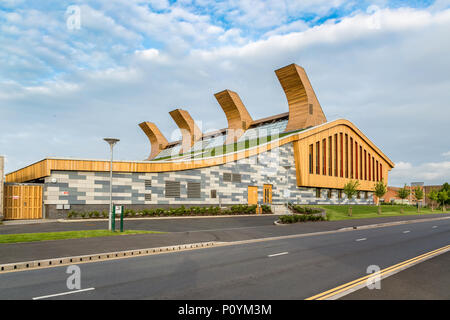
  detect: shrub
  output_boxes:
[101,210,108,218]
[261,205,272,213]
[80,212,87,219]
[279,214,326,224]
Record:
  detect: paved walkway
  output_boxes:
[0,213,449,265]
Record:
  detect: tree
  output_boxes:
[437,190,448,212]
[439,183,450,205]
[343,180,360,216]
[373,179,387,214]
[413,187,424,212]
[396,185,410,205]
[427,189,438,211]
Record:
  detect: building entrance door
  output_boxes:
[263,184,272,204]
[247,186,258,205]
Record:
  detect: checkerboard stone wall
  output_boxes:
[43,143,374,208]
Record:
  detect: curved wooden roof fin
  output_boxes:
[169,109,202,153]
[275,64,327,132]
[139,122,169,160]
[214,89,253,144]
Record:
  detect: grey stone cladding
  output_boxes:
[43,143,374,208]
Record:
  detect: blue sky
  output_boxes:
[1,0,450,186]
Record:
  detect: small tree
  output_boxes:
[343,180,360,216]
[427,190,438,211]
[373,179,387,214]
[437,190,448,212]
[396,185,410,204]
[413,187,424,212]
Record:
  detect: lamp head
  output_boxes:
[104,138,120,147]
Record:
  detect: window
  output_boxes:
[187,182,201,198]
[223,173,232,182]
[372,157,375,181]
[145,193,152,201]
[368,154,371,181]
[144,180,152,190]
[345,134,349,178]
[309,144,314,174]
[376,160,379,182]
[316,141,320,174]
[340,133,343,177]
[211,190,217,199]
[334,134,338,177]
[364,150,367,180]
[309,104,313,115]
[380,164,383,181]
[322,138,326,175]
[165,181,180,198]
[316,188,321,198]
[328,136,332,176]
[360,146,363,180]
[357,191,361,199]
[328,189,332,198]
[355,142,358,179]
[338,190,343,199]
[350,137,353,179]
[232,173,241,183]
[365,191,369,199]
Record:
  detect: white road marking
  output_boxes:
[403,230,410,233]
[432,226,438,229]
[32,287,95,300]
[268,252,289,258]
[356,238,367,242]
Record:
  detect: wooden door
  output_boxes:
[247,186,258,205]
[263,184,272,204]
[4,184,43,220]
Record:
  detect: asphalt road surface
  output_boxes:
[0,218,448,300]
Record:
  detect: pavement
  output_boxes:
[341,252,450,300]
[0,217,448,299]
[0,213,449,265]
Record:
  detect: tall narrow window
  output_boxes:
[355,141,358,179]
[334,134,338,177]
[364,150,367,180]
[316,141,320,174]
[340,133,344,178]
[309,144,313,174]
[376,160,379,181]
[368,154,371,181]
[322,138,327,175]
[360,146,363,180]
[328,136,332,176]
[372,157,375,181]
[345,134,349,178]
[380,163,383,181]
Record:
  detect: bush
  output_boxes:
[67,210,78,219]
[261,205,272,213]
[291,205,322,215]
[279,214,326,224]
[80,212,87,219]
[101,210,108,218]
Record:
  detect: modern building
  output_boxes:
[4,63,395,219]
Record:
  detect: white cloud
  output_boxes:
[443,151,450,157]
[389,161,450,186]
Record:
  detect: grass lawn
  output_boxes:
[314,205,447,221]
[0,230,164,244]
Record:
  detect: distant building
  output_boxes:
[5,64,395,219]
[378,185,442,205]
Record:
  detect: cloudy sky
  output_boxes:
[1,0,449,186]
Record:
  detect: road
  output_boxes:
[0,218,448,300]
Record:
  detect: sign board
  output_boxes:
[62,191,69,195]
[12,195,20,200]
[114,205,122,214]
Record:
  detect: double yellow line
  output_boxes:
[306,244,450,300]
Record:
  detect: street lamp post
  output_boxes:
[104,138,120,231]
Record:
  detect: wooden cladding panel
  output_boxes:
[214,90,253,144]
[169,109,202,154]
[4,184,42,220]
[6,120,394,186]
[275,64,327,132]
[139,122,169,160]
[293,124,391,191]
